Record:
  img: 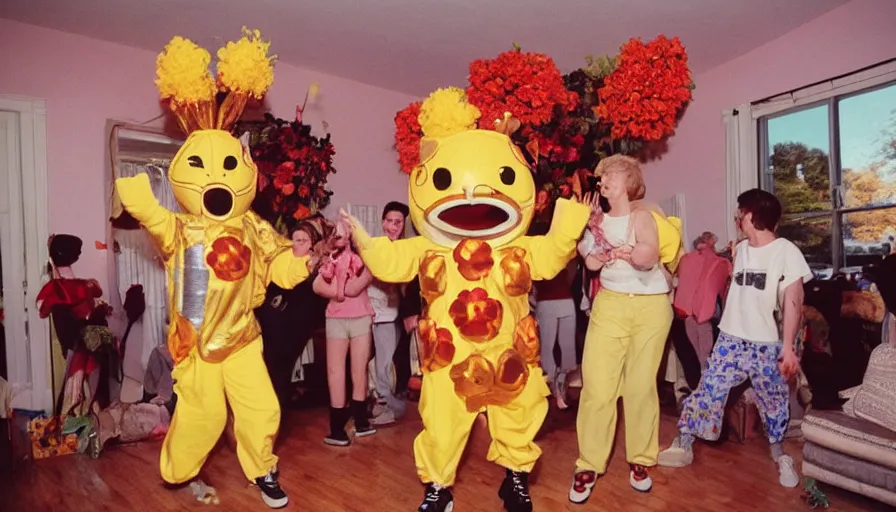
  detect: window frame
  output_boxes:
[750,61,896,272]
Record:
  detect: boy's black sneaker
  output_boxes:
[417,483,454,512]
[255,471,288,509]
[325,406,351,446]
[498,470,533,512]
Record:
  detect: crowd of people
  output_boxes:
[252,155,812,511]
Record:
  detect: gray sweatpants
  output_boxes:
[373,321,406,415]
[536,298,577,380]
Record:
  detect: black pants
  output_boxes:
[668,317,703,390]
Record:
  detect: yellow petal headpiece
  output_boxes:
[155,27,277,134]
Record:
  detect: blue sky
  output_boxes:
[767,83,896,174]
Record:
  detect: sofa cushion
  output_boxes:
[853,342,896,432]
[802,410,896,471]
[803,441,896,491]
[803,461,896,508]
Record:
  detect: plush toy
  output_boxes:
[113,29,308,509]
[341,87,590,512]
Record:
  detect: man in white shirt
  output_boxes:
[368,201,410,425]
[658,189,812,489]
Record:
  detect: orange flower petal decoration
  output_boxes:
[169,312,198,365]
[497,247,531,296]
[513,315,540,365]
[453,239,494,281]
[418,317,456,372]
[449,354,496,413]
[206,236,252,281]
[419,251,447,303]
[395,101,422,174]
[494,348,529,395]
[448,287,503,343]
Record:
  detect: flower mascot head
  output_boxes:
[155,29,274,220]
[407,87,536,247]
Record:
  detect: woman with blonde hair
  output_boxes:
[569,155,682,504]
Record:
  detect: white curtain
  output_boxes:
[723,105,757,245]
[659,193,688,247]
[113,160,178,385]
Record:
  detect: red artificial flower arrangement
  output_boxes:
[597,35,693,142]
[467,48,578,129]
[395,101,422,174]
[234,114,336,232]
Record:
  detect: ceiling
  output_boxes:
[1,0,850,95]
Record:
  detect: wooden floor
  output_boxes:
[2,404,890,512]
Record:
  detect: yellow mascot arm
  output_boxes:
[651,211,685,273]
[250,213,310,289]
[114,173,176,258]
[342,209,424,283]
[522,198,590,280]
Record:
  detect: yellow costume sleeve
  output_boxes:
[651,212,684,273]
[521,198,590,280]
[350,218,428,283]
[247,213,310,289]
[114,173,177,259]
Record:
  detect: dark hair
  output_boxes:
[737,188,782,232]
[382,201,409,220]
[290,222,321,246]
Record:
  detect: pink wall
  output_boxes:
[0,19,416,293]
[646,0,896,243]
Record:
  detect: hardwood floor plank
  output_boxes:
[2,406,889,511]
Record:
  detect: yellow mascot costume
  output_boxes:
[340,88,590,512]
[114,30,308,509]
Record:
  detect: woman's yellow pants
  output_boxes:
[575,290,673,473]
[413,362,550,487]
[160,338,280,483]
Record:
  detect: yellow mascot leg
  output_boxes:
[223,338,282,481]
[485,370,550,472]
[413,368,478,486]
[621,294,673,467]
[160,350,227,484]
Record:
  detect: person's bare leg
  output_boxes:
[349,332,376,436]
[324,336,351,445]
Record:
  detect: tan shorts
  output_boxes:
[325,316,372,340]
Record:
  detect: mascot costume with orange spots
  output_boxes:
[114,30,308,509]
[340,88,591,512]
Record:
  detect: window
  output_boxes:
[757,74,896,274]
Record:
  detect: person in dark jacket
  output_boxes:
[257,221,328,408]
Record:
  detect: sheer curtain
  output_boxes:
[113,159,178,387]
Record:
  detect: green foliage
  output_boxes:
[582,54,617,80]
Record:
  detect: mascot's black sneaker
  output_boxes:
[499,470,533,512]
[255,470,288,509]
[417,483,454,512]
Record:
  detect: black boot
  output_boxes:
[351,399,377,437]
[324,407,350,446]
[417,483,454,512]
[499,469,533,512]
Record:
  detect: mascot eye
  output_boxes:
[433,167,452,191]
[223,156,238,171]
[187,156,204,169]
[499,166,516,185]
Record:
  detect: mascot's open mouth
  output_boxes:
[203,187,234,217]
[427,197,520,238]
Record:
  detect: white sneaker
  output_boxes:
[657,437,694,468]
[629,464,653,492]
[777,455,800,488]
[568,471,597,504]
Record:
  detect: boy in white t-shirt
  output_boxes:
[658,189,812,488]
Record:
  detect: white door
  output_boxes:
[0,110,29,395]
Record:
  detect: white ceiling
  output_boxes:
[1,0,850,95]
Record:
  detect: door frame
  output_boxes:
[0,94,51,413]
